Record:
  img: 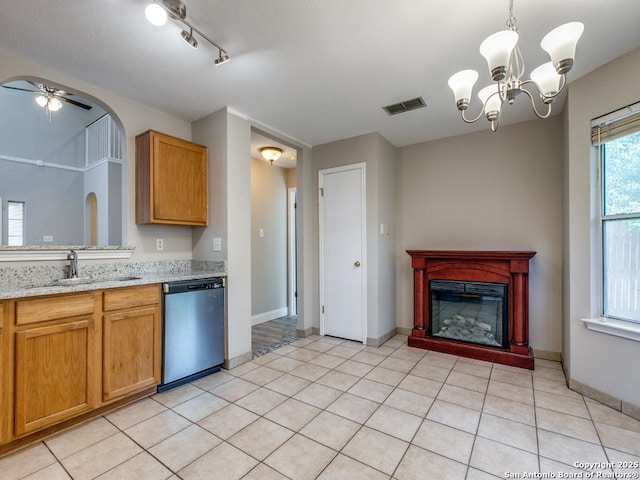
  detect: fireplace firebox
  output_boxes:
[430,280,508,348]
[407,250,536,369]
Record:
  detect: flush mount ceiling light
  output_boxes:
[145,0,230,65]
[260,147,283,165]
[447,0,583,131]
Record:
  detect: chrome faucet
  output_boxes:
[67,250,78,279]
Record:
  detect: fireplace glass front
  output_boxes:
[429,280,508,348]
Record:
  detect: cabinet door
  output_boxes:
[15,319,95,436]
[136,130,208,226]
[103,305,161,402]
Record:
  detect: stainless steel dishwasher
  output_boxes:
[158,277,225,392]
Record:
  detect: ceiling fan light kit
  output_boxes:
[448,0,583,132]
[2,81,93,117]
[144,0,230,66]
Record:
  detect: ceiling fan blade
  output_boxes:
[58,96,92,110]
[1,85,40,93]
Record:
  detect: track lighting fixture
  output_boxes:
[260,147,283,165]
[145,0,230,64]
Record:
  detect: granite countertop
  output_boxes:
[0,270,227,300]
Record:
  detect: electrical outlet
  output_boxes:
[213,237,222,251]
[156,238,164,251]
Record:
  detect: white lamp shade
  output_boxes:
[479,30,519,76]
[541,22,584,68]
[448,70,479,102]
[34,95,48,107]
[145,3,168,26]
[48,98,62,111]
[478,85,502,114]
[531,62,562,96]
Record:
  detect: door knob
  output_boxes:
[354,261,361,267]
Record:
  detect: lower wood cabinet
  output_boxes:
[102,285,161,402]
[1,284,161,449]
[14,318,96,436]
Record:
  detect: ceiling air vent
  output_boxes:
[382,97,427,116]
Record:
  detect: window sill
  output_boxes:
[581,317,640,342]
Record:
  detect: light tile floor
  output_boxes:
[2,334,640,480]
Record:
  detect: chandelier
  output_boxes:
[447,0,584,131]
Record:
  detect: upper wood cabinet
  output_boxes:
[136,129,208,226]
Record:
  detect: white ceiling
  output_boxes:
[1,0,639,150]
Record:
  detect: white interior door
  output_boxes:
[319,163,366,342]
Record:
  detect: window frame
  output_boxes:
[7,200,26,246]
[597,124,640,324]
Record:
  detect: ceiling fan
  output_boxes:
[1,81,92,111]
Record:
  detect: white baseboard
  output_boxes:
[252,307,289,326]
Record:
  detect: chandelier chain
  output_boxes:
[506,0,517,31]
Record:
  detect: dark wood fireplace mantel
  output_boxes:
[407,250,536,369]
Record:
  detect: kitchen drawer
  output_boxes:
[103,285,160,312]
[16,293,95,326]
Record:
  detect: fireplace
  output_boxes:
[407,250,536,369]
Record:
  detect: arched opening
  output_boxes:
[0,76,126,247]
[85,192,98,246]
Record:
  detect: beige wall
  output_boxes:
[564,47,640,407]
[0,47,195,261]
[312,133,397,344]
[396,118,564,355]
[250,158,288,319]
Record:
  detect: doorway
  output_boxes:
[319,163,366,342]
[250,131,299,356]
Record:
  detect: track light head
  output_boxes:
[145,3,168,26]
[181,29,198,49]
[214,50,230,66]
[163,0,187,20]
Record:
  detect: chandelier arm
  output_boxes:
[520,87,553,119]
[461,106,486,124]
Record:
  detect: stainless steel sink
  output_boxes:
[51,277,94,286]
[48,276,142,287]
